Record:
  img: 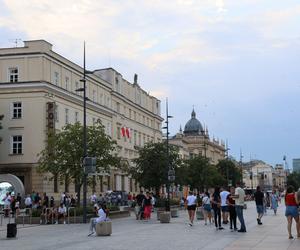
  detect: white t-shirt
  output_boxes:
[202,196,210,205]
[220,191,230,206]
[96,208,107,223]
[186,195,197,206]
[25,197,32,206]
[58,206,66,214]
[234,187,245,206]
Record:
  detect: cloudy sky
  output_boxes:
[1,0,300,168]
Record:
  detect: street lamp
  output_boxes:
[75,42,92,223]
[162,98,174,212]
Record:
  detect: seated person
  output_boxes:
[88,204,107,236]
[56,203,67,224]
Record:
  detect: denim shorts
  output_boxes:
[256,205,264,214]
[221,206,229,212]
[203,204,211,212]
[285,206,299,218]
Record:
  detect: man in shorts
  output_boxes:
[254,186,264,225]
[220,187,230,224]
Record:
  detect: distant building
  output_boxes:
[168,109,225,164]
[242,161,287,191]
[292,158,300,173]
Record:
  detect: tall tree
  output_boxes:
[127,142,181,196]
[216,159,242,187]
[287,172,300,190]
[183,156,225,191]
[37,122,119,205]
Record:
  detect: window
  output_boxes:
[100,93,103,104]
[116,102,120,113]
[115,77,120,92]
[129,109,132,119]
[8,67,18,82]
[65,108,69,124]
[11,135,22,154]
[75,111,79,123]
[54,72,59,85]
[134,131,137,145]
[117,126,121,139]
[12,102,22,119]
[92,90,96,102]
[65,77,69,90]
[75,81,79,92]
[92,117,96,125]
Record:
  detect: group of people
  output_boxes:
[2,192,22,217]
[185,182,246,233]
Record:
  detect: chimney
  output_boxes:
[134,74,138,85]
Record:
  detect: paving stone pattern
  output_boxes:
[0,201,299,250]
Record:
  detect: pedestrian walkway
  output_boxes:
[0,201,299,250]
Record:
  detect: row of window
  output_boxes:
[114,101,160,130]
[7,66,160,115]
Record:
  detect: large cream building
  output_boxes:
[0,40,163,197]
[169,109,225,164]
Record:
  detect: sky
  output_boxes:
[0,0,300,168]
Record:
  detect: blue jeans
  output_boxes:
[235,205,246,231]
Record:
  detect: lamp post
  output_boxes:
[162,98,174,212]
[75,42,88,223]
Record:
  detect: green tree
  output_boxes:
[183,156,225,191]
[287,172,300,190]
[128,142,181,196]
[37,122,119,205]
[216,159,242,187]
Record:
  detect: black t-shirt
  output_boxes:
[143,197,152,206]
[136,194,145,206]
[254,191,264,205]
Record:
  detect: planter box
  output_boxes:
[157,210,165,220]
[196,207,204,220]
[170,209,179,218]
[160,212,171,223]
[96,221,112,236]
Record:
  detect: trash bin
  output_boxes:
[7,223,17,238]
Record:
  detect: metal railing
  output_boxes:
[18,208,32,226]
[67,207,76,225]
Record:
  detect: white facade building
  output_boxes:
[0,40,163,198]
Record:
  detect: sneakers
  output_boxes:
[238,229,246,233]
[88,232,95,237]
[257,218,262,225]
[218,227,224,230]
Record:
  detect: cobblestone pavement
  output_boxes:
[0,201,299,250]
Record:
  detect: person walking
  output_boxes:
[227,186,237,231]
[271,190,279,215]
[211,187,223,230]
[284,186,300,239]
[186,191,197,226]
[202,192,212,225]
[254,186,264,225]
[142,191,152,221]
[233,182,246,233]
[220,187,230,224]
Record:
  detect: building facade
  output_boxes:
[242,161,286,191]
[292,158,300,173]
[169,109,225,164]
[0,40,163,198]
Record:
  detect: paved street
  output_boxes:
[0,201,299,250]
